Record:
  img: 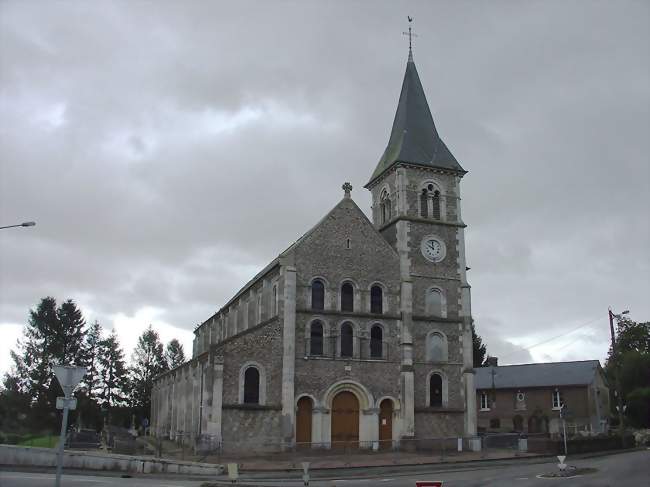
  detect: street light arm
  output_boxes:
[0,221,36,230]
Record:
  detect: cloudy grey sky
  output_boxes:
[1,0,648,375]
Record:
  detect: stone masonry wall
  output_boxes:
[291,195,403,407]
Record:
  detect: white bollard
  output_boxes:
[227,463,239,483]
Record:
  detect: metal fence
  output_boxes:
[140,431,535,464]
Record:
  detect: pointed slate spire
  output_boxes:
[366,53,465,187]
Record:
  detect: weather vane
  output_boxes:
[403,16,418,61]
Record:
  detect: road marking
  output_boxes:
[379,479,395,482]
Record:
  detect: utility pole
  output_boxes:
[608,308,628,441]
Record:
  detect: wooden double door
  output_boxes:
[331,391,359,447]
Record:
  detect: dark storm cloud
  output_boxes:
[1,0,648,370]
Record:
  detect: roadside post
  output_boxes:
[52,364,87,487]
[301,461,310,486]
[560,403,568,457]
[227,463,239,483]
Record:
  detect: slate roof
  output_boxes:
[366,53,465,187]
[474,360,603,390]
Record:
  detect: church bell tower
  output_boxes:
[365,31,477,437]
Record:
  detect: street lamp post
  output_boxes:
[0,221,36,230]
[608,307,629,441]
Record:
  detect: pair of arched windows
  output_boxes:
[311,280,353,312]
[420,183,442,220]
[341,322,384,359]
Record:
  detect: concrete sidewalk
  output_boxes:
[205,448,539,472]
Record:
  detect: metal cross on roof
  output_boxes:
[403,16,418,61]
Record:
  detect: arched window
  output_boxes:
[370,285,383,314]
[430,373,443,407]
[427,332,448,362]
[243,367,260,404]
[311,280,325,311]
[341,283,354,312]
[340,322,354,357]
[310,321,323,356]
[432,190,441,220]
[380,189,391,224]
[370,325,383,358]
[420,189,429,218]
[272,284,278,316]
[425,288,443,316]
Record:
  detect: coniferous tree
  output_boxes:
[97,330,129,420]
[471,321,488,367]
[130,325,168,419]
[165,338,186,369]
[54,299,86,365]
[8,297,87,427]
[80,321,104,400]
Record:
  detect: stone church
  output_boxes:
[151,47,477,450]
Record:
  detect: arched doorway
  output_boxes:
[378,399,393,449]
[331,391,359,448]
[513,415,524,432]
[296,396,313,446]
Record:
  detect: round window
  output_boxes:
[516,392,525,402]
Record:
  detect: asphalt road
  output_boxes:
[1,449,648,487]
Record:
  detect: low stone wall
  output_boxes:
[0,445,223,475]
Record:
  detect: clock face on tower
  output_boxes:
[421,236,446,262]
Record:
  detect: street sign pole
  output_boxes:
[52,365,86,487]
[55,404,70,487]
[560,404,568,457]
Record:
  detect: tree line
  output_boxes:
[0,297,186,434]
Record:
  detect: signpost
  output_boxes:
[52,364,86,487]
[559,403,568,457]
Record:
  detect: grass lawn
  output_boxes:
[18,435,58,448]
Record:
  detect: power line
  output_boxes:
[500,315,604,360]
